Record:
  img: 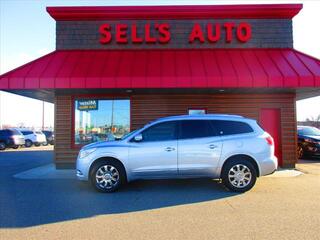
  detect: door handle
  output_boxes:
[165,147,175,152]
[209,144,217,149]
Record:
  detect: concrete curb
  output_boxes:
[264,169,303,178]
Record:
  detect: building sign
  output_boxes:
[77,100,98,111]
[99,22,251,45]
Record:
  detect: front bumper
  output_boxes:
[76,154,91,181]
[76,169,87,181]
[304,145,320,157]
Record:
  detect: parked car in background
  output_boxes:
[76,114,277,193]
[17,129,47,147]
[297,126,320,159]
[42,130,54,145]
[0,129,25,150]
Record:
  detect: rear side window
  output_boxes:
[179,120,217,139]
[212,120,254,135]
[9,129,23,136]
[141,121,177,142]
[21,131,33,135]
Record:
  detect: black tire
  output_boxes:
[12,145,19,149]
[221,158,257,192]
[34,143,40,147]
[0,142,6,151]
[90,160,126,193]
[42,142,48,146]
[25,140,33,148]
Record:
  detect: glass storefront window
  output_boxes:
[74,99,130,145]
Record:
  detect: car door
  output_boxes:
[177,120,223,176]
[128,121,178,178]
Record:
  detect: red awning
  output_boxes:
[0,49,319,90]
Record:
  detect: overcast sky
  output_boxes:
[0,0,319,128]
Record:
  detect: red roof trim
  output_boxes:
[46,4,303,21]
[1,48,319,90]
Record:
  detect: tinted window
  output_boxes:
[21,131,33,135]
[10,129,23,135]
[141,121,177,142]
[212,120,254,135]
[43,131,53,137]
[179,120,217,139]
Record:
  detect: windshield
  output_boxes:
[9,129,23,136]
[298,127,320,136]
[121,129,139,140]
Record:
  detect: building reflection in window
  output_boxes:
[74,99,130,145]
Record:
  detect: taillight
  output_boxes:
[265,135,274,146]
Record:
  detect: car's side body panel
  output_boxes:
[177,136,222,177]
[76,114,278,183]
[128,140,178,179]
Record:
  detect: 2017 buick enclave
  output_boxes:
[76,114,277,193]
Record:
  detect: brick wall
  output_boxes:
[55,93,296,168]
[56,19,293,49]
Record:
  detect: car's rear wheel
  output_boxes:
[12,145,19,149]
[221,158,257,192]
[90,160,125,193]
[42,142,48,146]
[25,140,32,148]
[297,146,304,159]
[34,143,40,147]
[0,142,6,151]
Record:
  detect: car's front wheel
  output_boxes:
[25,140,32,148]
[90,160,126,193]
[0,142,6,151]
[221,158,257,192]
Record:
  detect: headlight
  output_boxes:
[79,148,97,159]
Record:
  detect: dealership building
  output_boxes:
[0,4,319,168]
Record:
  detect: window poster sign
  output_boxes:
[77,100,99,111]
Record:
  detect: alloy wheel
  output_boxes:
[228,164,252,188]
[95,165,120,190]
[0,143,5,150]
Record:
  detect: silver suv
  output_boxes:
[76,114,277,193]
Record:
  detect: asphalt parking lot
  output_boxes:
[0,149,319,240]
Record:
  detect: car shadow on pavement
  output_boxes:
[0,178,239,228]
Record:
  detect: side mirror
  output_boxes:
[133,134,143,142]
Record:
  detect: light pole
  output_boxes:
[42,101,45,130]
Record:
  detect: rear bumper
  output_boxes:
[260,156,278,176]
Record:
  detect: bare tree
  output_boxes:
[305,114,320,128]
